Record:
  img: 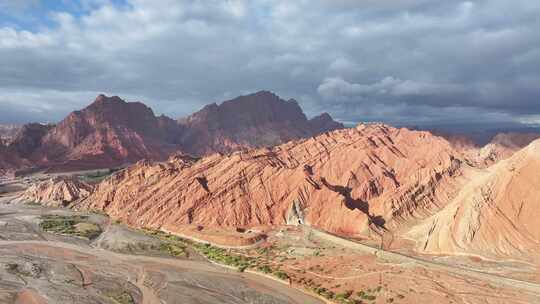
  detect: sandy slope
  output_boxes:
[408,139,540,260]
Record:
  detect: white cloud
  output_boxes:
[318,77,464,99]
[0,0,540,124]
[0,27,53,48]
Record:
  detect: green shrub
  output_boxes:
[273,270,289,280]
[258,265,272,274]
[105,291,135,304]
[39,215,101,239]
[336,290,353,299]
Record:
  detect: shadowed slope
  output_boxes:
[178,91,344,155]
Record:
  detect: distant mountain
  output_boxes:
[434,130,540,167]
[0,92,343,174]
[178,91,344,155]
[0,124,21,145]
[29,95,184,171]
[413,122,540,146]
[10,123,54,158]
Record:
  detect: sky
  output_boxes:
[0,0,539,126]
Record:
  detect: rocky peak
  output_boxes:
[308,113,344,134]
[81,95,158,132]
[177,91,344,155]
[32,95,184,168]
[184,90,308,131]
[91,94,125,106]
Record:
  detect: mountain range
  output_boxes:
[22,123,540,263]
[0,91,343,175]
[5,90,540,263]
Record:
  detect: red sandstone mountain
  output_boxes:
[17,177,94,207]
[72,124,462,237]
[178,91,344,155]
[31,95,181,170]
[0,92,342,174]
[25,124,540,261]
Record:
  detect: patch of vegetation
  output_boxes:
[273,270,289,280]
[140,229,296,280]
[89,209,110,217]
[257,265,272,274]
[78,168,120,183]
[193,243,254,271]
[39,215,101,239]
[105,291,135,304]
[312,287,335,300]
[24,201,42,206]
[158,243,186,257]
[363,294,376,301]
[336,290,353,300]
[354,290,378,303]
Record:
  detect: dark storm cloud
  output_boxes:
[0,0,539,124]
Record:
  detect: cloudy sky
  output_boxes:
[0,0,539,126]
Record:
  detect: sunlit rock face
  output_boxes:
[78,124,462,238]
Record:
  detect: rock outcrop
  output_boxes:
[74,124,462,237]
[408,138,540,260]
[18,177,94,207]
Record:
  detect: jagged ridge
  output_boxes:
[74,124,462,237]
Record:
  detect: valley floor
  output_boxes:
[0,199,323,304]
[2,186,540,304]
